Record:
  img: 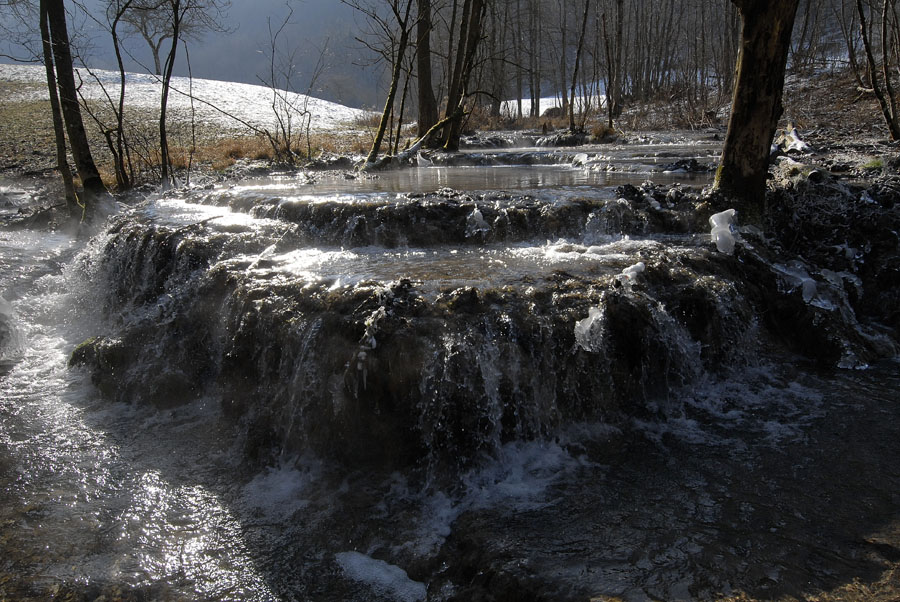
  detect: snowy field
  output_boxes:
[501,92,607,119]
[0,63,372,134]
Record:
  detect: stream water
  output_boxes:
[1,137,899,601]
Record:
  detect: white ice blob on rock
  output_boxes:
[465,207,490,237]
[709,208,737,254]
[574,306,605,353]
[619,261,645,283]
[335,551,426,602]
[416,151,432,167]
[573,152,589,166]
[774,262,818,304]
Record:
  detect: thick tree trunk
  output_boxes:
[39,0,76,208]
[714,0,800,222]
[442,0,485,151]
[45,0,108,207]
[416,0,438,137]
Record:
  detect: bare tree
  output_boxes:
[141,0,229,187]
[257,3,327,163]
[38,0,76,205]
[714,0,800,221]
[440,0,485,150]
[75,0,141,190]
[343,0,416,166]
[857,0,900,139]
[416,0,439,136]
[122,0,225,75]
[43,0,109,212]
[569,0,590,132]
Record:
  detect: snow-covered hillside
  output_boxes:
[0,63,372,134]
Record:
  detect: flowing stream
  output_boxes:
[2,137,899,601]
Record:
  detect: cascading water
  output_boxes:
[3,138,899,601]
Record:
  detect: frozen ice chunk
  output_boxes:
[416,151,432,167]
[711,226,735,254]
[465,207,490,237]
[709,208,736,229]
[801,278,817,303]
[619,261,645,282]
[709,208,737,254]
[575,306,605,352]
[573,152,589,166]
[336,551,426,602]
[773,262,819,303]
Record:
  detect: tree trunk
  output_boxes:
[159,0,182,189]
[416,0,438,136]
[442,0,485,151]
[366,0,413,164]
[45,0,108,207]
[444,0,473,133]
[39,0,76,208]
[714,0,800,222]
[111,2,133,190]
[558,0,568,118]
[856,0,900,140]
[569,0,591,132]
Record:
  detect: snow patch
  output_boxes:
[0,63,371,134]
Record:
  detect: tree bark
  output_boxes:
[416,0,438,136]
[442,0,485,151]
[39,0,76,208]
[569,0,591,132]
[45,0,108,207]
[159,0,182,188]
[714,0,800,222]
[366,0,414,165]
[856,0,900,140]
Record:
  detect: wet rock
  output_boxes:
[460,134,515,149]
[69,336,132,399]
[536,132,588,147]
[70,171,900,476]
[249,192,608,247]
[305,154,355,171]
[765,168,900,341]
[660,158,711,173]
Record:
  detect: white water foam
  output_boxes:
[635,367,825,450]
[240,459,319,521]
[335,551,426,602]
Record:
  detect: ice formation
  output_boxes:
[574,306,605,352]
[619,261,646,282]
[774,262,820,304]
[465,207,491,237]
[709,208,737,254]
